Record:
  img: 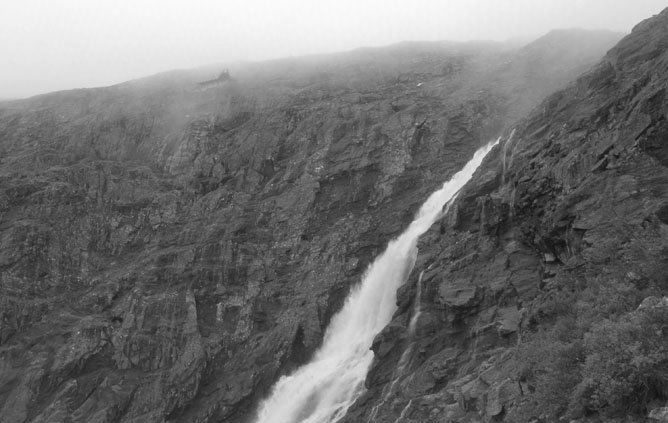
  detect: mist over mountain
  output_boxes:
[0,15,666,423]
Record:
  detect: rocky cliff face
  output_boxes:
[0,29,625,423]
[345,9,668,423]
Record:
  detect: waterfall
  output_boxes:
[407,269,424,337]
[501,128,517,185]
[254,139,499,423]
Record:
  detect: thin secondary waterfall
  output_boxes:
[255,139,499,423]
[368,268,426,422]
[407,269,424,337]
[501,128,517,185]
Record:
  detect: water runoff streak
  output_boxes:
[255,139,499,423]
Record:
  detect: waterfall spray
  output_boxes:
[254,139,499,423]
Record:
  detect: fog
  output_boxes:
[1,0,666,99]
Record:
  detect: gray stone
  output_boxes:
[649,406,668,421]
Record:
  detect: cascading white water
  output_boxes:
[255,139,499,423]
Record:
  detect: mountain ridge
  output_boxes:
[0,23,647,423]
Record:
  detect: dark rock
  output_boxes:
[439,283,478,308]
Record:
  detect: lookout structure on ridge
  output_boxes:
[198,69,231,87]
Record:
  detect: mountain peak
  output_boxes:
[522,27,625,55]
[607,6,668,69]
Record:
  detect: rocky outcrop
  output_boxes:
[0,30,624,422]
[348,8,668,423]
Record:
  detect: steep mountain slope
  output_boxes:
[346,8,668,423]
[0,31,622,422]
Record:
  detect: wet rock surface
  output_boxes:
[0,31,624,422]
[345,8,668,423]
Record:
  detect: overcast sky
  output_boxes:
[1,0,666,99]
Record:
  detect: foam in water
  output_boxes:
[254,139,499,423]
